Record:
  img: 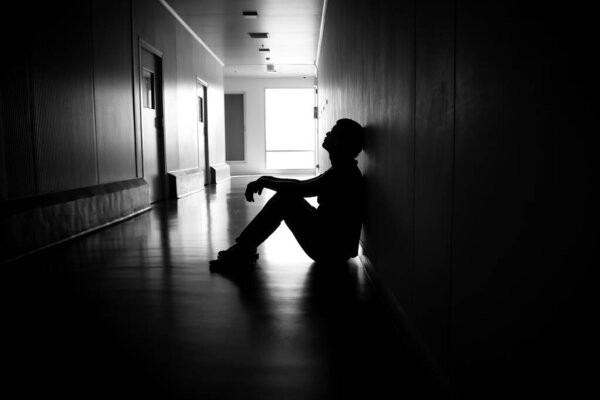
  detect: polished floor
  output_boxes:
[5,176,446,399]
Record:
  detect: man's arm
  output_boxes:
[245,174,325,202]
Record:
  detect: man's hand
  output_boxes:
[245,179,264,202]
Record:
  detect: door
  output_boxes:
[141,47,165,203]
[196,81,207,186]
[224,93,245,161]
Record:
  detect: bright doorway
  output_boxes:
[265,88,316,170]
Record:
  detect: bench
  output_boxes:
[168,168,206,198]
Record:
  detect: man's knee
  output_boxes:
[261,192,306,219]
[270,191,304,206]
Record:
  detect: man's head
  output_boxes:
[322,119,365,159]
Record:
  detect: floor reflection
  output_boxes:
[4,176,445,399]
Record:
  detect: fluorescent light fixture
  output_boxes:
[248,32,270,39]
[243,11,258,18]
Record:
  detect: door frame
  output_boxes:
[138,38,167,201]
[196,77,210,185]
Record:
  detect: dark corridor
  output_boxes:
[4,177,446,399]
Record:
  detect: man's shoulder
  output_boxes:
[325,165,363,189]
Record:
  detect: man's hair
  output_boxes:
[336,118,365,158]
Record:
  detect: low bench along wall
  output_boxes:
[210,163,231,184]
[168,168,206,198]
[0,178,150,263]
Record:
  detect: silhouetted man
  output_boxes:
[210,118,365,269]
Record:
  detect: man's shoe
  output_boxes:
[217,249,259,261]
[209,244,258,271]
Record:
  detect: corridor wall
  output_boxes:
[317,0,592,397]
[0,0,225,262]
[133,0,226,176]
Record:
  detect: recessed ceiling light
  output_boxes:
[243,11,258,18]
[248,32,269,39]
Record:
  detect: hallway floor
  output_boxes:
[5,176,446,399]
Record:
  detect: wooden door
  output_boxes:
[141,47,165,202]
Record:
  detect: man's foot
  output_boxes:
[217,249,259,259]
[209,244,258,271]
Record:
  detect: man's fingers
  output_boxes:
[244,186,253,202]
[244,181,261,201]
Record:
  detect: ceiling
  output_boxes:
[167,0,324,78]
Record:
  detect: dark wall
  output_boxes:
[1,0,135,198]
[1,32,37,199]
[93,0,138,184]
[450,2,593,396]
[318,0,592,397]
[0,0,224,201]
[319,0,417,310]
[413,0,454,369]
[31,1,98,193]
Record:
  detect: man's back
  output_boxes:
[316,160,365,258]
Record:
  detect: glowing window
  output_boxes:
[265,88,315,169]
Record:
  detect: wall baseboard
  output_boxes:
[357,245,451,394]
[1,206,151,265]
[0,178,150,264]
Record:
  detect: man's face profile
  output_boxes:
[322,124,341,152]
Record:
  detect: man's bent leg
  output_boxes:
[211,192,318,269]
[235,192,317,250]
[283,210,328,262]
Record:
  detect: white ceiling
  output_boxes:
[167,0,324,78]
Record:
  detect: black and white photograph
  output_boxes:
[0,0,594,399]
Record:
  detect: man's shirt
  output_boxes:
[316,160,365,258]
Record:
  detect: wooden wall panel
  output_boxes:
[0,51,37,199]
[318,0,595,398]
[135,0,156,42]
[176,23,199,170]
[93,0,137,183]
[318,0,415,315]
[449,1,569,395]
[204,55,226,167]
[30,2,98,193]
[412,0,455,368]
[320,0,593,396]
